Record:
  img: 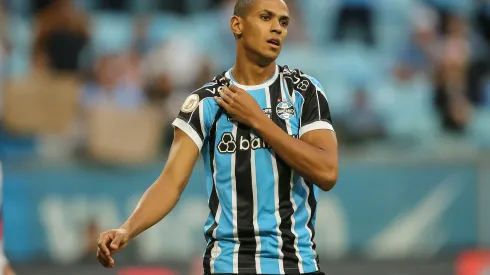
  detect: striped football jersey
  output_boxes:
[172,65,334,274]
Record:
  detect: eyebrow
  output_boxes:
[261,9,290,21]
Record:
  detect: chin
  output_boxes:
[258,51,280,64]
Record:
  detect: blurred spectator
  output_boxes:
[0,6,10,121]
[96,0,129,11]
[141,35,214,148]
[82,53,144,110]
[130,16,151,58]
[336,87,386,145]
[282,0,307,44]
[424,0,461,35]
[434,16,472,133]
[32,0,90,74]
[475,0,490,46]
[332,0,376,46]
[158,0,186,15]
[394,5,438,83]
[467,0,490,106]
[142,35,207,104]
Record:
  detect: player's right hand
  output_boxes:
[97,228,130,268]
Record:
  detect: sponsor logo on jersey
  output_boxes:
[217,132,298,154]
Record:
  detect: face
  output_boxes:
[233,0,290,62]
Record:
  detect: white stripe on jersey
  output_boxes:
[250,136,262,273]
[280,73,304,273]
[199,100,206,139]
[231,123,239,274]
[267,86,285,274]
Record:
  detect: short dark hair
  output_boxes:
[233,0,256,17]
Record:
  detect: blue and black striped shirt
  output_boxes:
[172,65,334,274]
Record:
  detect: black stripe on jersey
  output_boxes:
[316,89,332,124]
[203,108,225,273]
[187,104,204,141]
[234,123,257,272]
[269,78,300,272]
[306,180,320,269]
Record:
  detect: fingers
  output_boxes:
[110,232,124,250]
[214,96,229,110]
[219,87,234,103]
[97,248,115,268]
[98,233,112,257]
[97,232,116,268]
[228,84,242,94]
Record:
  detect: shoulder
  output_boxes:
[180,72,229,113]
[280,65,326,95]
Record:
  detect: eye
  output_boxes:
[260,15,271,21]
[280,20,289,27]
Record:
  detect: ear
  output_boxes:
[230,15,243,38]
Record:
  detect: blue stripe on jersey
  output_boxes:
[305,76,325,94]
[202,98,219,133]
[251,88,281,274]
[202,98,221,247]
[213,114,235,274]
[294,90,305,131]
[292,173,317,273]
[281,77,292,102]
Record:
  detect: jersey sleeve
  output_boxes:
[299,78,334,138]
[172,93,214,150]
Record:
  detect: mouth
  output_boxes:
[267,38,281,48]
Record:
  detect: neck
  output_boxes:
[232,46,277,86]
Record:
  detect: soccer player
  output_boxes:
[96,0,338,274]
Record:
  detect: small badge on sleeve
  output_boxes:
[181,94,200,113]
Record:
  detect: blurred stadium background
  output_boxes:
[0,0,490,274]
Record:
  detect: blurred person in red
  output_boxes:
[97,0,339,274]
[0,163,16,275]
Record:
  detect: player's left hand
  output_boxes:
[215,85,265,128]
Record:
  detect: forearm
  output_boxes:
[252,116,337,190]
[120,177,182,240]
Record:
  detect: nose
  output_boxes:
[271,20,283,35]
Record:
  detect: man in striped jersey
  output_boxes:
[97,0,338,274]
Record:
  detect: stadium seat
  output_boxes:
[91,13,134,52]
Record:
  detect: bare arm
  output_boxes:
[121,128,200,240]
[252,117,338,191]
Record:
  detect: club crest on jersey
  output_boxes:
[276,101,295,120]
[181,94,199,113]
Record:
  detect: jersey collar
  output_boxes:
[225,65,279,90]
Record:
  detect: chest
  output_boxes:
[212,88,301,156]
